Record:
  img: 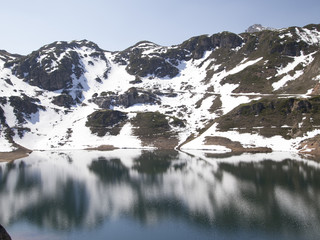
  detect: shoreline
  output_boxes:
[0,145,32,163]
[1,146,320,163]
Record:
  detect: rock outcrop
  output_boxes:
[86,110,128,136]
[92,87,160,109]
[5,40,109,91]
[0,225,12,240]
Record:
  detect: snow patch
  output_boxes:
[0,129,15,152]
[182,123,320,154]
[273,70,304,91]
[279,32,293,39]
[296,27,320,46]
[272,52,315,91]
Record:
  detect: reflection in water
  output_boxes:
[0,150,320,240]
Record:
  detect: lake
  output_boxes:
[0,149,320,240]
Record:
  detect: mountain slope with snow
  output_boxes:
[1,24,320,156]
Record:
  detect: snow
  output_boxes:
[212,57,263,84]
[141,44,164,56]
[296,27,320,46]
[1,103,17,126]
[37,50,68,73]
[14,102,143,151]
[279,32,293,39]
[0,49,291,152]
[0,45,146,151]
[220,87,253,114]
[272,52,315,91]
[0,45,147,151]
[95,53,134,94]
[208,57,263,113]
[109,51,261,145]
[275,52,314,77]
[0,128,15,152]
[209,57,263,94]
[114,50,218,143]
[273,70,304,91]
[312,75,320,81]
[182,122,320,154]
[113,122,144,148]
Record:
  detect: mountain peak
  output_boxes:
[40,39,102,53]
[245,24,275,33]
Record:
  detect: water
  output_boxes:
[0,149,320,240]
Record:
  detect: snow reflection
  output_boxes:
[0,150,320,237]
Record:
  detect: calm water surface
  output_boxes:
[0,149,320,240]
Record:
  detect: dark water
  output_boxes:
[0,149,320,240]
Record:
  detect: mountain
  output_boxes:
[1,24,320,157]
[245,24,275,33]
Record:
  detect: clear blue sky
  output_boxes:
[1,0,319,55]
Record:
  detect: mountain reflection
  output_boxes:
[89,157,129,183]
[0,150,320,238]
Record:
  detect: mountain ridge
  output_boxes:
[1,23,320,158]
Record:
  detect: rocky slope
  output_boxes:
[1,24,320,155]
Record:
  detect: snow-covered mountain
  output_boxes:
[1,24,320,156]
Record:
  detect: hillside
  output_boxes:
[1,24,320,156]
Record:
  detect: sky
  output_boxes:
[1,0,319,55]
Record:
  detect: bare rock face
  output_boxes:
[0,225,12,240]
